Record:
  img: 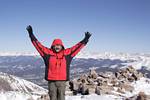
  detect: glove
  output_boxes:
[84,31,92,40]
[81,31,92,44]
[26,25,33,34]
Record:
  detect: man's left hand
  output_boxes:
[85,31,92,40]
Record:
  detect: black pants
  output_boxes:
[48,81,66,100]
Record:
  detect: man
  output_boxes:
[26,25,91,100]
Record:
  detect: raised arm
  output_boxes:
[67,32,92,57]
[26,25,49,57]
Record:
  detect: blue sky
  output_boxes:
[0,0,150,53]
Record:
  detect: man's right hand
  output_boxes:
[26,25,33,34]
[85,31,92,40]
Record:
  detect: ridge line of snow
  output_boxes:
[0,51,150,57]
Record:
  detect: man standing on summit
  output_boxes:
[26,25,91,100]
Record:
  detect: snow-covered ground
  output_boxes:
[0,72,47,94]
[0,92,123,100]
[66,77,150,100]
[0,75,150,100]
[126,77,150,97]
[0,91,40,100]
[0,72,47,100]
[66,94,123,100]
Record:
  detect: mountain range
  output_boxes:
[0,51,150,88]
[0,51,150,100]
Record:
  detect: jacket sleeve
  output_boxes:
[68,38,89,57]
[29,33,49,57]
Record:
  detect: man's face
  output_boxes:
[53,45,63,53]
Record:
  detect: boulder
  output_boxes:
[68,65,145,97]
[97,78,103,86]
[110,78,119,86]
[120,83,134,92]
[87,85,96,94]
[87,77,95,85]
[95,85,114,95]
[126,92,150,100]
[69,79,80,95]
[78,83,89,95]
[137,92,147,100]
[37,94,49,100]
[89,69,98,79]
[117,87,125,94]
[79,74,88,84]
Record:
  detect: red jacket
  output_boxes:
[29,33,88,81]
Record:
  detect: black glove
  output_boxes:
[26,25,33,34]
[81,31,92,44]
[84,31,92,40]
[26,25,37,41]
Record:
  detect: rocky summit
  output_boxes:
[67,66,150,99]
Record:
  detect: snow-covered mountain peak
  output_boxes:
[0,72,47,94]
[0,52,39,56]
[0,72,48,100]
[77,51,150,59]
[1,51,150,70]
[76,51,150,70]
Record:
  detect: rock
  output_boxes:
[89,68,98,79]
[87,85,96,94]
[145,79,150,84]
[115,72,121,78]
[69,79,80,95]
[37,94,49,100]
[137,72,144,79]
[126,66,135,72]
[105,72,114,78]
[111,78,119,86]
[119,68,127,74]
[79,74,88,84]
[87,77,95,85]
[95,85,113,95]
[117,87,125,94]
[97,78,103,86]
[98,73,110,79]
[95,86,101,95]
[128,76,135,82]
[126,92,150,100]
[132,73,138,81]
[120,83,134,92]
[103,80,108,86]
[144,73,148,78]
[66,81,71,91]
[137,92,147,100]
[78,83,89,95]
[68,65,145,97]
[125,95,138,100]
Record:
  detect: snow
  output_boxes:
[65,78,150,100]
[0,76,150,100]
[0,72,47,100]
[1,52,150,100]
[1,51,150,70]
[0,52,39,56]
[0,92,123,100]
[114,77,150,98]
[66,94,123,100]
[0,91,40,100]
[66,78,150,100]
[0,72,47,94]
[131,78,150,95]
[76,52,150,70]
